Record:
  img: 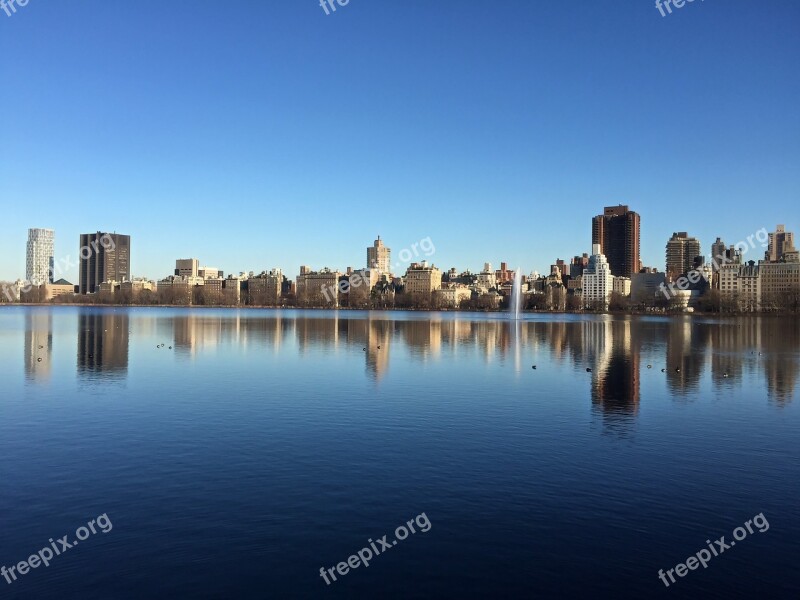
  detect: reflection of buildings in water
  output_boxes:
[665,319,707,395]
[709,317,763,383]
[761,318,799,406]
[397,320,442,360]
[344,317,392,380]
[172,314,223,356]
[223,314,287,351]
[440,320,475,349]
[77,312,129,378]
[763,355,798,406]
[295,314,339,352]
[172,313,290,356]
[25,310,53,381]
[588,320,641,433]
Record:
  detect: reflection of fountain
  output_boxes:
[508,267,524,372]
[510,267,523,320]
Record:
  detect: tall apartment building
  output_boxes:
[571,254,589,278]
[78,233,131,294]
[404,262,442,295]
[367,236,391,273]
[582,244,614,308]
[665,232,702,282]
[711,238,727,268]
[767,225,795,262]
[591,205,641,277]
[26,228,55,285]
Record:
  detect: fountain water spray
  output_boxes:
[510,267,523,320]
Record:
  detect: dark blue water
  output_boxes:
[1,307,798,598]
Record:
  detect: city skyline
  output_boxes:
[5,217,796,289]
[1,2,798,283]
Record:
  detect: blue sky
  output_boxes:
[1,0,798,282]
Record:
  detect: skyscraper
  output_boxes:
[582,244,614,308]
[26,228,54,285]
[711,237,727,269]
[591,205,640,277]
[767,224,795,262]
[367,236,391,273]
[78,232,131,294]
[665,232,702,282]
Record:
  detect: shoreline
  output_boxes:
[1,303,799,318]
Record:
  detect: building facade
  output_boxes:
[767,225,795,262]
[175,258,199,278]
[26,228,55,285]
[248,269,283,305]
[591,205,641,277]
[582,244,614,308]
[367,236,391,273]
[79,233,131,294]
[666,232,702,282]
[613,276,632,297]
[404,262,442,295]
[718,256,800,311]
[296,269,341,306]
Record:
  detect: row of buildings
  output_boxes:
[10,215,800,312]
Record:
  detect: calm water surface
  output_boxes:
[1,307,798,598]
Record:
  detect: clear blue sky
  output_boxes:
[1,0,798,282]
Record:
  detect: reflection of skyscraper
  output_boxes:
[77,312,129,378]
[665,320,708,395]
[589,320,640,434]
[25,309,53,381]
[345,317,392,380]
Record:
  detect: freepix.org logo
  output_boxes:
[656,0,704,18]
[319,0,350,16]
[1,0,31,18]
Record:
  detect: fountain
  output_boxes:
[510,267,523,320]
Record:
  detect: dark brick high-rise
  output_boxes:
[592,205,640,278]
[78,232,131,294]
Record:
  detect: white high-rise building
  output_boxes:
[26,228,55,285]
[583,244,614,309]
